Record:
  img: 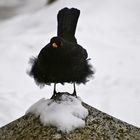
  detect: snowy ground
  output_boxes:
[0,0,140,127]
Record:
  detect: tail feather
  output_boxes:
[57,7,80,42]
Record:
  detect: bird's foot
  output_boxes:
[72,91,77,97]
[50,90,57,99]
[50,83,58,99]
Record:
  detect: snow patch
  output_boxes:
[26,94,88,133]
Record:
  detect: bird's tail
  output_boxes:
[57,7,80,42]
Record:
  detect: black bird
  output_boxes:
[29,8,94,98]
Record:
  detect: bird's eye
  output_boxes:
[52,43,58,48]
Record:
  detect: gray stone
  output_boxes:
[0,93,140,140]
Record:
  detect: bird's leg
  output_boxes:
[51,83,57,99]
[72,83,77,97]
[54,83,57,94]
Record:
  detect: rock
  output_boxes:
[0,93,140,140]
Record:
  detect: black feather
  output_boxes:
[57,7,80,42]
[29,37,94,86]
[28,8,94,88]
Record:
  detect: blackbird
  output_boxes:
[29,8,94,98]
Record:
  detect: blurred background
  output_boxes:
[0,0,140,128]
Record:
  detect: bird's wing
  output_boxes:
[72,44,88,59]
[37,44,50,62]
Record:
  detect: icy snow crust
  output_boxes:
[26,94,88,133]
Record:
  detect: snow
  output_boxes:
[26,94,88,133]
[0,0,140,128]
[0,0,47,20]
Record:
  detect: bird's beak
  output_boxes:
[52,43,58,48]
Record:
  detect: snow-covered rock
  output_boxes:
[26,94,88,133]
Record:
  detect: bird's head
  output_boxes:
[50,37,62,49]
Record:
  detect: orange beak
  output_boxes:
[52,43,58,48]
